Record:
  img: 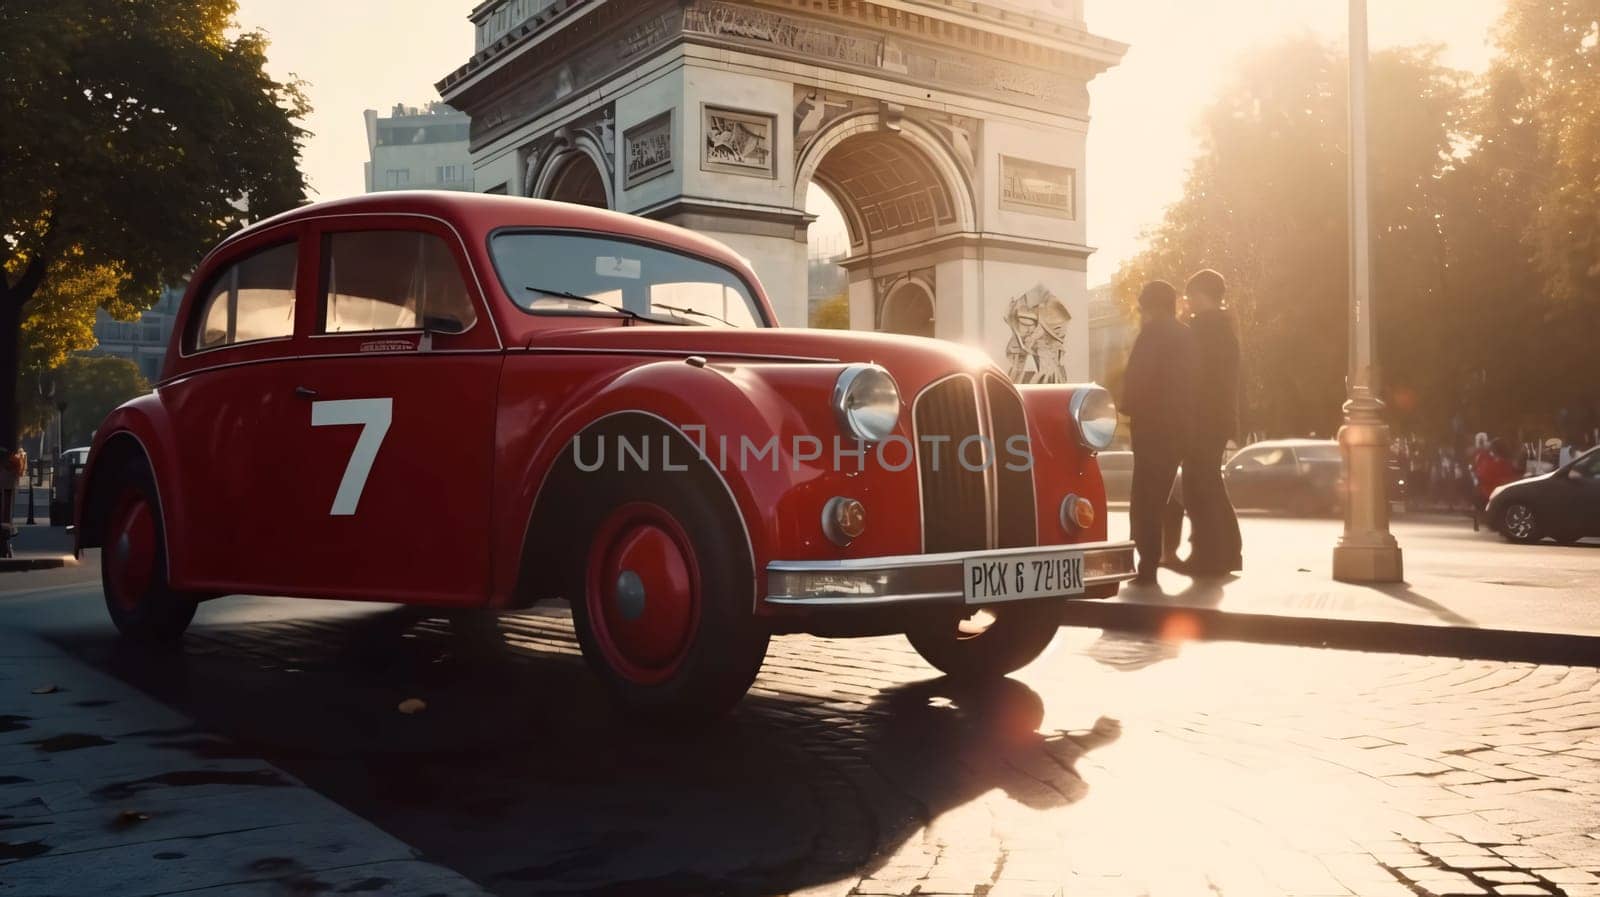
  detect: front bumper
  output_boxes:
[765,540,1137,608]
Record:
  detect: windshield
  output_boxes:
[491,231,766,327]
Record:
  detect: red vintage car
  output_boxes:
[75,192,1135,719]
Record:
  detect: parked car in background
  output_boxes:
[1099,450,1132,503]
[1488,446,1600,544]
[49,447,91,526]
[74,192,1136,723]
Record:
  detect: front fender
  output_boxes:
[1018,384,1109,544]
[492,354,922,606]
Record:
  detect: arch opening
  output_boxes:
[544,153,608,208]
[880,280,936,338]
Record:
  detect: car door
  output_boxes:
[1223,447,1272,508]
[161,227,307,591]
[274,217,501,606]
[1567,450,1600,536]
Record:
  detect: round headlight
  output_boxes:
[1070,385,1118,451]
[833,364,901,443]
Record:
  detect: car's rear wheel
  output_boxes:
[1500,502,1542,544]
[567,477,769,724]
[905,600,1060,680]
[101,460,196,644]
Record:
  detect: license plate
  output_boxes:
[963,550,1086,604]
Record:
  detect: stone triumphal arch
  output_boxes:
[439,0,1124,381]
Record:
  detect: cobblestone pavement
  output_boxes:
[57,601,1595,897]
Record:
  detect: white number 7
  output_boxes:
[311,398,393,516]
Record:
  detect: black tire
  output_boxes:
[905,599,1061,680]
[1499,501,1543,544]
[100,459,196,644]
[565,470,769,725]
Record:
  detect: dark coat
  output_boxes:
[1187,308,1241,443]
[1121,315,1194,449]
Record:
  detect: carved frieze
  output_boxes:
[999,155,1076,219]
[625,111,674,187]
[703,106,776,178]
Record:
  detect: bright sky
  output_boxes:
[236,0,1507,283]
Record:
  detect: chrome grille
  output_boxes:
[912,374,1038,552]
[986,375,1038,548]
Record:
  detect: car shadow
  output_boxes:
[79,604,1121,897]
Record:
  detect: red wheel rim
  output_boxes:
[107,492,157,612]
[584,502,701,686]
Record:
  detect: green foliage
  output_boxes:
[0,0,308,447]
[1495,0,1600,305]
[41,356,152,448]
[811,293,851,329]
[1113,24,1598,441]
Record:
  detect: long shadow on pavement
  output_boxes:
[63,605,1121,896]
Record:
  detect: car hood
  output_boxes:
[527,325,1005,387]
[1490,471,1548,502]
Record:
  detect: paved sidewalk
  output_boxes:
[0,628,487,896]
[0,527,75,573]
[1072,513,1600,664]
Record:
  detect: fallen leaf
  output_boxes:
[1296,568,1311,573]
[114,809,151,827]
[31,685,57,695]
[397,698,427,715]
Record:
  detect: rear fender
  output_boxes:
[75,395,182,566]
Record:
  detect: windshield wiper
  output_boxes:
[525,285,686,325]
[652,302,737,327]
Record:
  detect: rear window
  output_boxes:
[490,231,765,328]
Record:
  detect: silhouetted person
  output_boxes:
[1175,269,1243,573]
[1122,281,1193,584]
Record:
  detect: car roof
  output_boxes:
[218,192,757,279]
[1239,439,1338,449]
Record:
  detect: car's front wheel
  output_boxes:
[906,600,1060,680]
[101,460,196,644]
[1499,502,1543,544]
[567,477,769,724]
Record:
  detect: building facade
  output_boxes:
[364,102,475,193]
[438,0,1123,381]
[90,285,183,383]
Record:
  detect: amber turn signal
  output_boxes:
[822,496,867,547]
[1059,494,1095,532]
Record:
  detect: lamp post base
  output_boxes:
[1333,395,1404,583]
[1333,539,1404,583]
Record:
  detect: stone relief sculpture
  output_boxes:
[1004,283,1072,383]
[624,111,672,187]
[703,107,775,176]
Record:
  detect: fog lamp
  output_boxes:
[1059,494,1095,532]
[822,496,867,546]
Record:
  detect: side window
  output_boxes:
[191,242,297,351]
[1236,448,1290,469]
[320,230,477,334]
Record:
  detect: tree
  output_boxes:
[13,251,138,439]
[0,0,308,458]
[44,356,151,449]
[811,293,851,329]
[1113,40,1470,437]
[1494,0,1600,307]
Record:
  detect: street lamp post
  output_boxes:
[1333,0,1404,583]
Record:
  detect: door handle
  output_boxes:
[293,386,318,400]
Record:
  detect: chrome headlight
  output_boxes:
[833,364,901,443]
[1070,385,1118,451]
